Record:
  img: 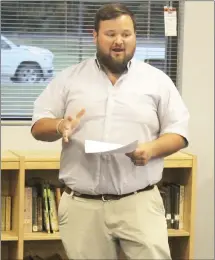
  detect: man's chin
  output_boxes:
[108,62,128,74]
[111,55,125,61]
[111,57,125,65]
[97,53,129,73]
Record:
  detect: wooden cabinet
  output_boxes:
[1,150,196,260]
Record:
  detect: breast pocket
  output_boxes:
[114,92,158,123]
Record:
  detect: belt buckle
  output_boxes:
[102,194,110,202]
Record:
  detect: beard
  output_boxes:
[96,45,135,74]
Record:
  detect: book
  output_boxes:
[46,184,59,233]
[159,182,185,230]
[24,187,33,233]
[1,196,6,231]
[42,183,51,233]
[5,196,11,231]
[37,196,43,231]
[32,186,38,232]
[24,180,63,234]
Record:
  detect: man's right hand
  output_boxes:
[58,108,85,142]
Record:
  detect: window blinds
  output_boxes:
[1,0,182,120]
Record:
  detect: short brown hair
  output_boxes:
[94,3,136,33]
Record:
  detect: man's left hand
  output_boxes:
[126,143,154,166]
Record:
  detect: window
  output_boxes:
[145,59,166,71]
[1,0,182,120]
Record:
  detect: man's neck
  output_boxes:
[106,70,121,85]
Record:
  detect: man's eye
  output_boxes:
[107,33,115,37]
[122,34,130,37]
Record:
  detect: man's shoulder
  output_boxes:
[54,57,95,80]
[133,59,164,74]
[133,58,173,83]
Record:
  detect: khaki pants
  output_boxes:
[58,185,171,260]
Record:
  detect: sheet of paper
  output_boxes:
[164,6,177,36]
[85,140,138,154]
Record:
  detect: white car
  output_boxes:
[1,35,54,83]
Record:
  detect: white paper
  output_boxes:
[164,6,177,36]
[85,140,138,154]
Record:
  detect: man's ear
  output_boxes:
[93,30,97,44]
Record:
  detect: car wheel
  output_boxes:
[15,63,43,83]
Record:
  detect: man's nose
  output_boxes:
[114,35,123,44]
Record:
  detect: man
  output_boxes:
[31,3,189,260]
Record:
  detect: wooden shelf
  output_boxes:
[23,230,189,240]
[24,232,61,241]
[10,150,60,169]
[164,152,193,168]
[168,229,190,237]
[10,150,193,169]
[1,231,18,241]
[1,151,19,170]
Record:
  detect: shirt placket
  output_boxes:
[98,81,112,194]
[100,77,124,194]
[103,87,114,142]
[102,75,124,141]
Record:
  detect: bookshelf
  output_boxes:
[1,150,196,260]
[1,151,24,260]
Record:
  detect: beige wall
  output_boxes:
[1,1,214,259]
[1,125,61,151]
[181,1,214,259]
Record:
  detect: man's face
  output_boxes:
[93,15,136,74]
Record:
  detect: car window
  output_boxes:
[1,39,11,50]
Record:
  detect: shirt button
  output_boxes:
[101,154,110,162]
[106,155,111,162]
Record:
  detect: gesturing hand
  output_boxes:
[126,143,154,166]
[58,108,85,142]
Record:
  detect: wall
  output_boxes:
[1,1,214,259]
[1,125,61,151]
[181,1,214,259]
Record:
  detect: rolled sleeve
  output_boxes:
[31,72,66,127]
[158,75,190,145]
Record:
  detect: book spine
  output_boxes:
[179,185,185,229]
[166,185,172,229]
[5,196,11,231]
[1,196,6,231]
[55,187,61,210]
[37,196,43,232]
[172,184,180,229]
[24,187,33,233]
[49,188,59,232]
[43,184,51,233]
[32,186,38,232]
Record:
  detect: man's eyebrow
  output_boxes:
[104,29,116,33]
[123,29,132,33]
[104,29,132,33]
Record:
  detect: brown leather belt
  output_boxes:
[65,185,154,201]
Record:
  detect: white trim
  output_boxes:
[176,0,185,94]
[1,121,31,126]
